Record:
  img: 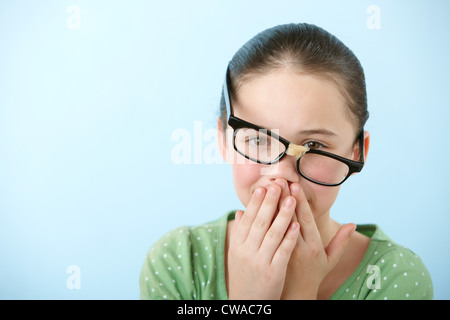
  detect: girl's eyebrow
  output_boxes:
[296,129,338,137]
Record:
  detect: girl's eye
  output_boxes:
[247,136,269,146]
[305,141,323,150]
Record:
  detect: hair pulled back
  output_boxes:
[220,23,369,136]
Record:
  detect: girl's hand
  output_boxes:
[281,183,356,300]
[227,180,299,300]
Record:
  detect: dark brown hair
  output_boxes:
[219,23,369,137]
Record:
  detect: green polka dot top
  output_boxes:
[140,211,433,300]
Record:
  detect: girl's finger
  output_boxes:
[274,178,291,210]
[233,210,245,231]
[246,183,281,248]
[233,187,266,244]
[291,183,322,247]
[325,223,356,266]
[259,195,296,262]
[272,221,300,267]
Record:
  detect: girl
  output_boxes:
[140,23,433,300]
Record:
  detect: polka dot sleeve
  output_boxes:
[363,246,433,300]
[139,226,195,300]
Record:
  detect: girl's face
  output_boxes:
[219,68,367,222]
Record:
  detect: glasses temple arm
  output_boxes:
[223,65,233,117]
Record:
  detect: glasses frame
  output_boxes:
[223,66,365,187]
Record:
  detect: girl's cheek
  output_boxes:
[301,181,340,219]
[232,163,263,207]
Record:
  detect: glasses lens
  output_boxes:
[234,128,286,163]
[298,153,350,185]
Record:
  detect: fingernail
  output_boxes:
[269,185,278,195]
[254,187,265,198]
[349,224,357,236]
[290,183,300,195]
[284,197,294,208]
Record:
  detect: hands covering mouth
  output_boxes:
[228,178,356,300]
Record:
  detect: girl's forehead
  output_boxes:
[233,69,354,137]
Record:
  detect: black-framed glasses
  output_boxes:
[223,66,365,187]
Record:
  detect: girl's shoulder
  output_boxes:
[331,224,434,300]
[151,211,235,254]
[148,211,235,253]
[139,211,235,300]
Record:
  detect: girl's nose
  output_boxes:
[262,155,300,184]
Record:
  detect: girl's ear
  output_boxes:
[362,131,370,163]
[352,131,370,163]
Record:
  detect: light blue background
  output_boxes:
[1,0,449,299]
